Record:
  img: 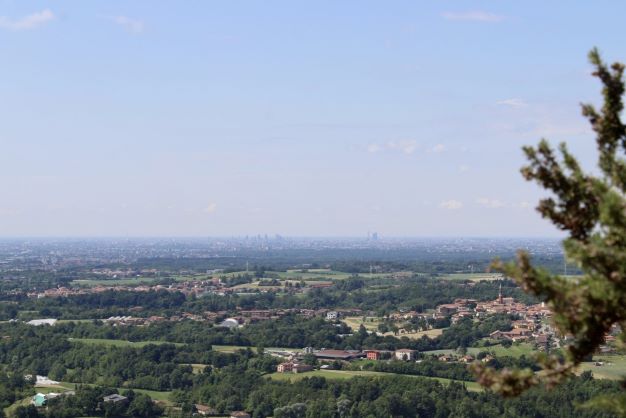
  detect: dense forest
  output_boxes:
[0,320,619,417]
[0,277,536,320]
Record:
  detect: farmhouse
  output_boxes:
[276,362,314,373]
[277,362,293,373]
[437,304,460,315]
[293,364,314,373]
[364,350,392,360]
[326,311,340,320]
[394,349,417,361]
[195,404,217,416]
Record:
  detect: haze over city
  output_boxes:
[3,1,625,237]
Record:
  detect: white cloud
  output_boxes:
[441,11,504,22]
[497,98,528,108]
[431,144,446,153]
[0,9,55,31]
[440,200,463,210]
[366,140,419,155]
[476,197,506,208]
[387,140,419,155]
[111,15,144,33]
[203,203,218,213]
[517,201,532,209]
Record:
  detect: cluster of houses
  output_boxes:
[433,286,557,344]
[429,287,619,349]
[91,307,366,329]
[26,278,225,299]
[434,286,553,323]
[276,348,419,373]
[25,272,338,300]
[489,319,539,342]
[31,391,126,409]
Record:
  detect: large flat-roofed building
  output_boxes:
[313,349,364,361]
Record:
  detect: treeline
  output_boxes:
[0,374,33,415]
[0,311,519,357]
[0,321,619,417]
[172,368,619,418]
[349,358,475,381]
[13,386,163,418]
[0,325,279,392]
[0,277,538,321]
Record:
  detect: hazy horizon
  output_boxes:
[3,1,625,237]
[0,235,563,240]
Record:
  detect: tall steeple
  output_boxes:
[498,282,503,304]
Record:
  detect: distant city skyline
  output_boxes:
[1,1,624,237]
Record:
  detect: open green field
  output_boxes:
[438,273,504,282]
[391,328,445,340]
[71,274,201,287]
[71,277,160,286]
[342,317,445,340]
[56,382,173,404]
[220,268,408,283]
[16,310,40,320]
[183,363,208,374]
[69,338,184,348]
[5,386,69,416]
[5,395,34,416]
[231,279,333,290]
[422,343,535,358]
[577,355,626,380]
[277,269,354,280]
[343,316,384,332]
[5,384,78,415]
[266,369,481,391]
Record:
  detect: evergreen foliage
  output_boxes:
[473,49,626,414]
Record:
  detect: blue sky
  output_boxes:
[1,1,624,237]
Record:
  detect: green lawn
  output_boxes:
[219,269,401,282]
[231,279,333,290]
[343,316,384,332]
[127,388,173,403]
[390,328,445,340]
[69,338,183,348]
[71,274,202,287]
[179,363,209,374]
[71,277,160,287]
[278,269,352,280]
[422,343,535,358]
[5,385,73,415]
[577,355,626,380]
[342,316,445,340]
[438,273,504,282]
[266,369,481,391]
[57,382,173,404]
[5,395,33,416]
